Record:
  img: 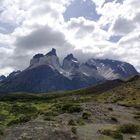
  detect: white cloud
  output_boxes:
[93,0,140,71]
[110,17,136,35]
[64,17,110,49]
[0,0,140,76]
[91,0,105,7]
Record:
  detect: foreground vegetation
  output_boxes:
[0,75,140,139]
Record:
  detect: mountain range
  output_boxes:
[0,48,138,93]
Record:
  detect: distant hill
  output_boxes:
[96,75,140,107]
[0,75,139,106]
[70,74,140,107]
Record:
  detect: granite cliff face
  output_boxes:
[0,48,138,93]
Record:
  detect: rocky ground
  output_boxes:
[2,103,140,140]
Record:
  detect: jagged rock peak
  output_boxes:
[33,54,44,59]
[29,48,61,70]
[64,54,77,61]
[8,70,21,78]
[46,48,56,56]
[0,75,6,82]
[62,53,79,72]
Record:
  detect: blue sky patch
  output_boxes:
[109,35,122,42]
[63,0,100,21]
[0,21,16,34]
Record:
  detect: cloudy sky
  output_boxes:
[0,0,140,75]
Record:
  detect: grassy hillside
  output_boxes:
[96,75,140,107]
[0,75,140,140]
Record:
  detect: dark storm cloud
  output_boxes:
[13,25,74,70]
[15,25,67,50]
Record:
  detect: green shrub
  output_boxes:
[7,115,31,126]
[21,115,31,123]
[99,124,140,139]
[71,127,77,134]
[56,103,82,113]
[44,116,55,121]
[0,114,6,121]
[0,128,4,136]
[43,110,58,121]
[133,112,140,121]
[82,112,92,119]
[134,115,140,120]
[135,112,140,116]
[10,104,38,115]
[76,119,85,125]
[68,119,77,126]
[111,117,118,123]
[99,129,123,140]
[108,107,113,111]
[118,124,140,134]
[43,111,58,117]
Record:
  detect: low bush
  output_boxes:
[10,104,38,115]
[133,112,140,121]
[44,116,55,121]
[99,129,123,140]
[118,124,140,134]
[43,110,58,117]
[99,123,140,139]
[108,107,113,111]
[76,119,85,125]
[0,128,4,136]
[56,103,83,113]
[7,115,31,126]
[68,119,77,126]
[0,114,6,121]
[134,115,140,120]
[111,117,118,123]
[43,110,58,121]
[135,112,140,116]
[82,112,92,119]
[71,127,77,134]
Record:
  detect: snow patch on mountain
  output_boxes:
[27,49,138,81]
